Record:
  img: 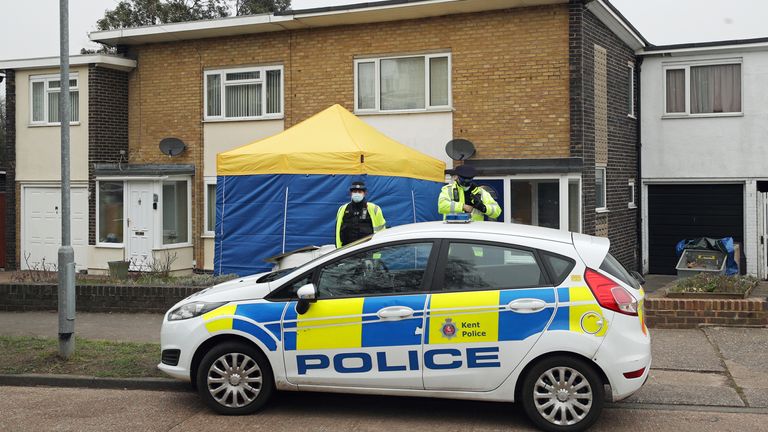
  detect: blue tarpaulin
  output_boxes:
[214,174,443,276]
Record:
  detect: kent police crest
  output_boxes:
[441,318,457,339]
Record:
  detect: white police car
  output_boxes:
[159,221,650,432]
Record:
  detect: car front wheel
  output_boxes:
[520,355,604,432]
[196,341,274,415]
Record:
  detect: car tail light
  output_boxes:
[584,268,638,316]
[623,367,646,379]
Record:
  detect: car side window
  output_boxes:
[540,252,576,286]
[268,273,313,301]
[440,242,547,292]
[316,242,433,299]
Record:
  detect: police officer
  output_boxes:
[335,181,386,248]
[438,165,501,221]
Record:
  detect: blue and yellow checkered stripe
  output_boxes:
[549,287,607,336]
[283,295,427,351]
[202,302,286,351]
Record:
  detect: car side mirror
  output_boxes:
[630,270,646,285]
[296,283,317,315]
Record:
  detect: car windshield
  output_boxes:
[599,253,641,290]
[264,235,374,283]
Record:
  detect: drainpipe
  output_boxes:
[635,56,643,274]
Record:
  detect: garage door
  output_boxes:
[648,184,743,275]
[22,187,89,271]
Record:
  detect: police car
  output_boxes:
[159,221,650,432]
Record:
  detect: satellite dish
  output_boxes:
[445,139,476,161]
[159,137,186,157]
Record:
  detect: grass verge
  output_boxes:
[0,336,163,378]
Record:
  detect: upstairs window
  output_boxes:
[627,63,635,117]
[354,53,451,113]
[205,66,283,120]
[664,62,742,116]
[30,74,79,124]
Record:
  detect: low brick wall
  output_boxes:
[0,283,204,313]
[645,296,768,329]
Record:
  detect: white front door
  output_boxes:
[759,192,768,280]
[127,182,154,271]
[22,186,88,271]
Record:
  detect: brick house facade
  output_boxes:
[1,0,645,274]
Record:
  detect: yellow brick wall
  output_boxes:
[128,5,571,266]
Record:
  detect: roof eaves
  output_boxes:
[585,0,648,51]
[640,36,768,55]
[0,54,136,71]
[277,0,442,16]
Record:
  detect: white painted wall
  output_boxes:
[641,47,768,276]
[203,120,285,177]
[14,66,90,182]
[359,112,453,166]
[641,50,768,180]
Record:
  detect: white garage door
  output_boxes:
[22,186,89,271]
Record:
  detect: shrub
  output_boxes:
[669,273,758,294]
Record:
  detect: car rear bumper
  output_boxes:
[594,314,652,401]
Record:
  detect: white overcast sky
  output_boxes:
[0,0,767,64]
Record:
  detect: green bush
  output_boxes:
[669,273,758,294]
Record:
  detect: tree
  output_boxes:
[234,0,290,15]
[96,0,291,30]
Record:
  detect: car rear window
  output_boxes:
[540,252,575,285]
[599,253,640,290]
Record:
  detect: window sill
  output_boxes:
[354,107,453,116]
[627,114,636,119]
[595,208,610,214]
[203,116,283,123]
[28,122,81,128]
[156,243,193,250]
[201,234,215,239]
[628,204,637,209]
[662,112,743,119]
[96,243,124,249]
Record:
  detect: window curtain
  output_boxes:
[357,62,375,109]
[691,64,741,114]
[226,83,262,118]
[32,82,44,122]
[429,57,449,106]
[266,70,281,114]
[380,57,425,110]
[666,69,685,113]
[206,75,222,116]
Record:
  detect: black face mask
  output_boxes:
[458,176,473,188]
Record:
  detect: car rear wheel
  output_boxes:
[520,356,604,432]
[196,341,274,415]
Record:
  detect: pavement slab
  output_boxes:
[623,370,744,407]
[649,328,724,372]
[704,327,768,408]
[0,311,163,343]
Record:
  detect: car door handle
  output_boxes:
[507,298,547,314]
[377,306,414,320]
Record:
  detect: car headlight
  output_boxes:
[168,301,227,321]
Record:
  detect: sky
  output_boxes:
[0,0,767,84]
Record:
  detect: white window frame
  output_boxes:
[662,58,743,118]
[95,179,127,248]
[354,52,452,114]
[203,177,216,237]
[29,73,80,126]
[628,178,637,209]
[160,177,193,248]
[595,166,608,212]
[475,173,582,233]
[204,65,284,121]
[627,62,636,118]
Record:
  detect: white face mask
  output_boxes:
[351,192,365,203]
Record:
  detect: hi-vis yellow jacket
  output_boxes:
[438,182,501,221]
[335,202,386,248]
